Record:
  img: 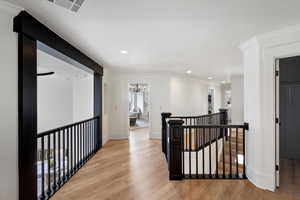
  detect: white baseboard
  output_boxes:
[246,166,275,191]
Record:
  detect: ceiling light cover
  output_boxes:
[121,50,128,54]
[47,0,85,12]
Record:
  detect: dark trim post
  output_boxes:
[94,73,103,150]
[161,112,171,156]
[14,11,104,200]
[168,119,184,180]
[219,109,228,125]
[219,109,228,140]
[18,34,37,200]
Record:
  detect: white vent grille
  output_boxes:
[47,0,85,12]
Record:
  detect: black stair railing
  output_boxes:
[161,110,249,180]
[36,116,99,200]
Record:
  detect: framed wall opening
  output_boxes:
[128,83,151,142]
[14,11,103,200]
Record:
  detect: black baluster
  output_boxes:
[209,128,212,178]
[83,122,85,162]
[236,128,239,178]
[67,128,70,178]
[189,128,191,178]
[41,137,45,199]
[243,127,246,178]
[47,135,51,196]
[222,127,225,178]
[202,128,205,178]
[229,128,232,178]
[216,128,218,178]
[70,126,73,175]
[63,129,66,182]
[78,124,80,167]
[92,120,95,153]
[196,128,198,178]
[58,131,61,186]
[79,123,82,166]
[182,127,185,177]
[87,121,89,157]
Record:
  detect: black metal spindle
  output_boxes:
[88,121,90,158]
[83,122,85,162]
[189,128,191,178]
[202,128,205,178]
[47,135,51,196]
[216,128,218,178]
[63,129,66,181]
[52,133,56,191]
[78,124,80,168]
[229,128,232,178]
[67,128,70,178]
[209,128,212,178]
[182,127,185,177]
[236,128,239,178]
[196,128,198,178]
[41,137,45,199]
[58,131,61,186]
[80,123,82,166]
[70,126,73,175]
[93,120,95,153]
[243,127,246,178]
[222,127,225,178]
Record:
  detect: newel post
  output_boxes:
[219,109,228,140]
[161,113,172,156]
[219,108,228,125]
[168,119,184,180]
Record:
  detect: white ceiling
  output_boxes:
[7,0,300,82]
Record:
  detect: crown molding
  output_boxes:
[239,37,259,52]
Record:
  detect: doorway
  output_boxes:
[276,56,300,197]
[128,83,150,141]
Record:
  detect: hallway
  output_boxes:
[51,131,298,200]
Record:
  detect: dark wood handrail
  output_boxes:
[182,123,249,129]
[37,116,99,138]
[168,112,222,119]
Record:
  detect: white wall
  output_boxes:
[102,68,111,145]
[107,70,213,139]
[170,76,208,115]
[240,24,300,191]
[0,2,22,200]
[231,75,244,124]
[208,84,222,113]
[73,75,94,122]
[38,76,73,132]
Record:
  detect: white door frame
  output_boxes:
[127,83,151,138]
[275,58,280,187]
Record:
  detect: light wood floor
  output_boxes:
[52,128,299,200]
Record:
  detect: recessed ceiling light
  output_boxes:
[121,50,128,54]
[208,77,213,80]
[186,70,192,74]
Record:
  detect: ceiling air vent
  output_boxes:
[47,0,85,13]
